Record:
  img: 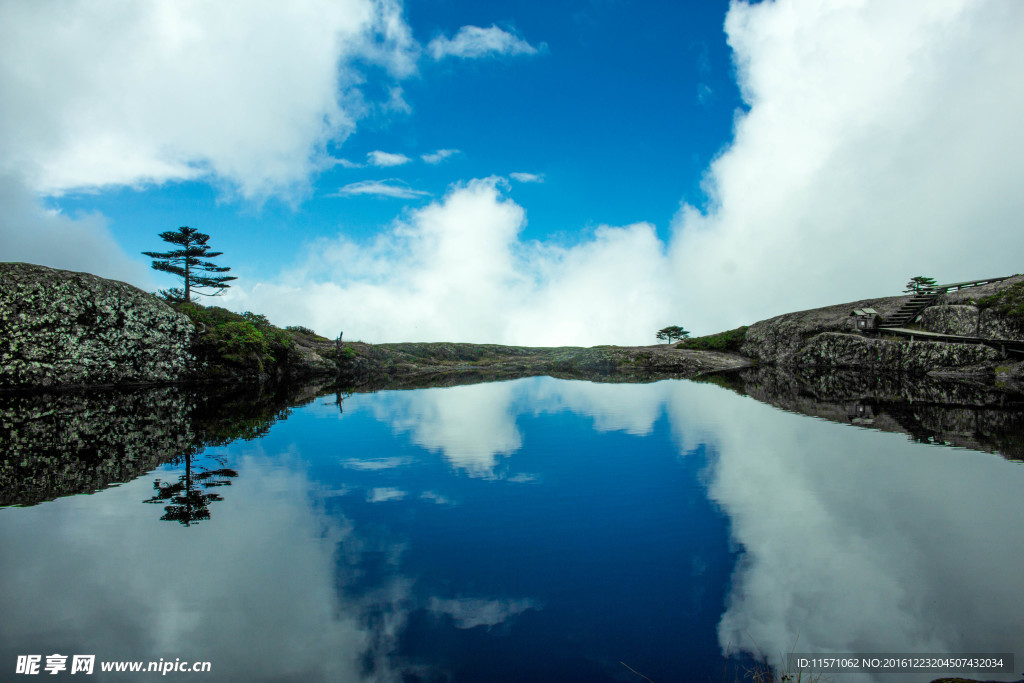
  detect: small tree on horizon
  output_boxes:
[904,276,937,294]
[143,227,237,302]
[656,325,690,344]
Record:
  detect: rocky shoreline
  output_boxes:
[2,262,1023,395]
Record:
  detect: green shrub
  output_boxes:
[215,321,271,369]
[172,303,294,374]
[677,326,749,352]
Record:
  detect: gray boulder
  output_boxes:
[1,262,195,388]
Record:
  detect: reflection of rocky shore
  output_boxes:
[0,380,332,507]
[719,365,1024,460]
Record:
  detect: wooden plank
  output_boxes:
[877,326,1024,351]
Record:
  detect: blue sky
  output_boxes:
[48,1,741,276]
[2,0,1023,344]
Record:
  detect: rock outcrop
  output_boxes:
[791,332,1000,374]
[739,275,1024,384]
[334,341,752,389]
[725,365,1024,461]
[915,303,1020,339]
[0,379,335,506]
[1,263,195,388]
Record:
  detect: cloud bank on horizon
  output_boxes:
[2,0,1022,344]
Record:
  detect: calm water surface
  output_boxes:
[2,377,1024,682]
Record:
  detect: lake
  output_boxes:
[2,375,1023,682]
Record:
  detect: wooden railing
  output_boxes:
[928,276,1012,294]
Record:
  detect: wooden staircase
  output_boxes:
[879,291,939,328]
[878,276,1012,329]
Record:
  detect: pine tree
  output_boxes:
[143,227,237,301]
[656,325,690,344]
[904,275,937,294]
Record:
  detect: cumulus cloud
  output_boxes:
[234,0,1023,344]
[224,178,673,345]
[422,149,460,164]
[428,25,539,60]
[367,487,407,502]
[367,150,412,167]
[0,0,418,200]
[333,179,430,199]
[0,174,152,286]
[509,172,544,183]
[669,0,1024,333]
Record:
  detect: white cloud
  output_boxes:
[0,174,152,287]
[428,25,539,60]
[333,179,430,199]
[367,150,412,167]
[231,0,1024,344]
[669,0,1024,333]
[696,83,713,105]
[224,178,673,345]
[367,487,407,502]
[0,0,418,200]
[422,149,460,164]
[509,172,544,183]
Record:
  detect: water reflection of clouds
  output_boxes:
[343,456,415,470]
[355,377,1024,681]
[428,596,541,629]
[7,378,1022,681]
[0,451,411,682]
[368,382,524,477]
[360,378,676,477]
[420,491,455,505]
[367,487,407,503]
[530,378,668,435]
[667,383,1024,683]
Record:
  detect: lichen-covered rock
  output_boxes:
[0,262,195,388]
[0,386,195,505]
[287,343,338,378]
[739,277,1023,377]
[916,305,981,336]
[791,332,1000,373]
[916,304,1020,339]
[740,296,905,365]
[0,378,338,506]
[977,308,1022,339]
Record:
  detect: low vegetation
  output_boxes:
[975,280,1024,329]
[676,325,749,352]
[173,302,305,376]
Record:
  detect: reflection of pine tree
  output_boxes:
[144,454,237,526]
